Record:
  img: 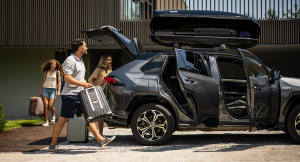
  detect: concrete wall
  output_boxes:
[0,47,61,119]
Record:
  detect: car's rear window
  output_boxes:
[141,55,167,75]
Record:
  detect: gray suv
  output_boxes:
[83,10,300,145]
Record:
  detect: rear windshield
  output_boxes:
[141,55,167,75]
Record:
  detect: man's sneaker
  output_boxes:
[42,122,49,127]
[48,144,69,153]
[99,136,116,148]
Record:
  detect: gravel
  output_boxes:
[34,128,300,154]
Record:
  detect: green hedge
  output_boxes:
[0,103,8,133]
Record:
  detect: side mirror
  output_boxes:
[270,70,281,84]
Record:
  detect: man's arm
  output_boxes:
[64,74,91,89]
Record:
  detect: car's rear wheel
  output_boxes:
[287,104,300,143]
[131,103,174,145]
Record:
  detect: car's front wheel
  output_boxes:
[287,104,300,143]
[131,103,174,145]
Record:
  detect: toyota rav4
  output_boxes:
[82,10,300,145]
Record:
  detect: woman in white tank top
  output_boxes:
[39,59,63,126]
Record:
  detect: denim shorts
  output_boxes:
[42,88,57,99]
[60,95,83,118]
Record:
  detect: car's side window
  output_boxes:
[177,50,187,71]
[217,56,247,80]
[241,51,270,79]
[178,50,209,76]
[140,55,167,75]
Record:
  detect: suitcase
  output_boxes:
[194,28,238,37]
[28,96,45,117]
[78,86,113,124]
[67,115,89,143]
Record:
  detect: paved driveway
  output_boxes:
[1,128,300,161]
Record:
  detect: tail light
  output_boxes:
[104,77,124,86]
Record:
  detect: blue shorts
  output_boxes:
[42,88,57,99]
[60,95,83,118]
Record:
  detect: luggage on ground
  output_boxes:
[28,96,45,117]
[78,86,113,125]
[67,115,89,143]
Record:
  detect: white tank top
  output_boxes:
[43,70,57,89]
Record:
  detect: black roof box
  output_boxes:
[150,10,260,49]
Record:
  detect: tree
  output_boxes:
[0,103,7,133]
[265,9,279,20]
[284,4,300,19]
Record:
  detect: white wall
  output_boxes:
[0,47,62,119]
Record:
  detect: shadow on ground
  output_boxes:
[21,131,300,154]
[130,133,298,152]
[27,137,67,145]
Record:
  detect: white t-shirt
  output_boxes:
[61,54,85,95]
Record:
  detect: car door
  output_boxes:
[238,49,280,130]
[174,48,219,127]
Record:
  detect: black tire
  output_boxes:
[287,104,300,143]
[131,103,175,145]
[283,129,290,135]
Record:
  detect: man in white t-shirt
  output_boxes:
[48,38,115,152]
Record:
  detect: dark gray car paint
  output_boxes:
[158,55,194,123]
[238,49,281,129]
[107,60,148,118]
[174,49,220,126]
[278,77,300,127]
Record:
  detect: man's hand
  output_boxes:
[82,82,92,89]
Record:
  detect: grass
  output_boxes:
[4,119,45,131]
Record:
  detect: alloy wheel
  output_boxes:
[295,113,300,135]
[136,110,168,141]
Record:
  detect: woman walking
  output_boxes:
[88,54,112,136]
[39,59,63,126]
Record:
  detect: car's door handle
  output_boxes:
[184,78,194,83]
[253,86,262,91]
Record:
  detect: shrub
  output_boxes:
[0,103,8,133]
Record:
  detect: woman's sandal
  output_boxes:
[50,116,55,124]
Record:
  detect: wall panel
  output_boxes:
[0,0,299,46]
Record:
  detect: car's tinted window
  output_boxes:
[140,55,166,75]
[241,51,270,79]
[177,50,187,71]
[178,51,209,76]
[217,56,247,79]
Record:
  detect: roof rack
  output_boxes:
[219,44,226,51]
[173,43,182,49]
